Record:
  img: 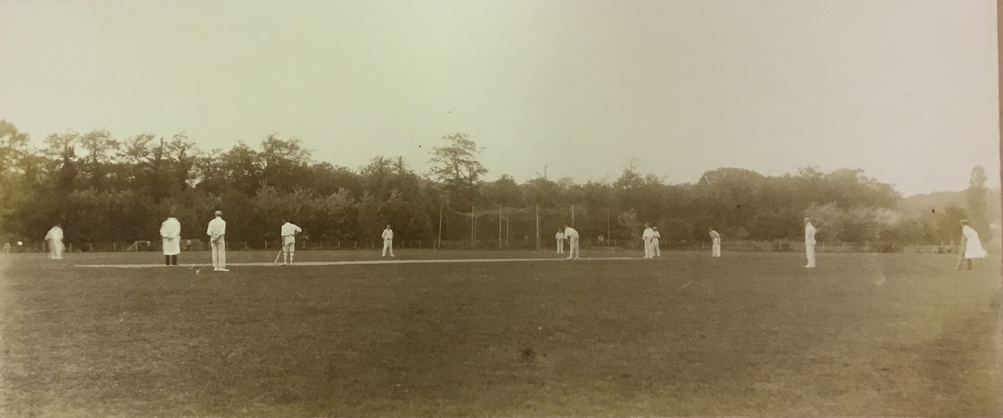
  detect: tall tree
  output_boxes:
[259,134,312,190]
[78,129,120,190]
[481,175,524,207]
[965,165,990,241]
[45,132,80,193]
[0,120,29,176]
[429,133,487,210]
[167,133,199,191]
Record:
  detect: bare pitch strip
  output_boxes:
[75,256,640,269]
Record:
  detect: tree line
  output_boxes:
[0,120,991,249]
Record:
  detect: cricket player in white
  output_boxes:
[642,223,655,258]
[709,228,721,258]
[555,229,565,254]
[651,227,661,257]
[206,211,228,272]
[955,220,988,270]
[160,216,181,266]
[804,217,817,268]
[281,218,302,266]
[563,225,580,259]
[381,224,395,257]
[44,224,64,260]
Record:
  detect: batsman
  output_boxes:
[280,218,303,266]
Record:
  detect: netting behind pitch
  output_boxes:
[436,204,610,250]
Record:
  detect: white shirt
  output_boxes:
[709,230,720,243]
[804,223,817,245]
[962,225,980,241]
[563,227,579,239]
[556,232,565,240]
[207,217,226,238]
[160,218,181,239]
[382,229,394,240]
[652,231,661,239]
[45,226,63,242]
[281,222,302,237]
[962,225,988,258]
[642,227,654,241]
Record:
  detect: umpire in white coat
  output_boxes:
[160,215,181,265]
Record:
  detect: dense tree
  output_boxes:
[0,118,977,249]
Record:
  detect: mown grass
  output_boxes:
[1,250,999,417]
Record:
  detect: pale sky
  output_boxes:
[0,0,998,195]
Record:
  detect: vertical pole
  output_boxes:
[498,205,502,250]
[535,204,540,251]
[471,206,476,249]
[438,204,443,249]
[506,208,510,249]
[571,204,575,226]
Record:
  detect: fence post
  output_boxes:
[113,242,116,251]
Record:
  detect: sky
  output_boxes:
[0,0,998,196]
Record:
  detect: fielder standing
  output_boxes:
[555,229,565,254]
[651,227,661,257]
[709,227,721,258]
[160,215,181,266]
[206,211,228,272]
[382,224,395,257]
[804,217,817,268]
[281,218,302,266]
[642,223,655,258]
[44,224,64,260]
[955,220,987,270]
[563,224,580,259]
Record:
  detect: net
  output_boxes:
[435,204,617,250]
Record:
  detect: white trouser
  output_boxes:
[643,239,650,258]
[282,236,295,263]
[382,239,394,256]
[805,243,815,267]
[211,238,226,268]
[568,237,579,259]
[557,239,564,254]
[49,240,64,259]
[712,242,721,257]
[652,239,660,257]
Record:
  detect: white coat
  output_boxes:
[160,218,182,255]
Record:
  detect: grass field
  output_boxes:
[1,249,1000,417]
